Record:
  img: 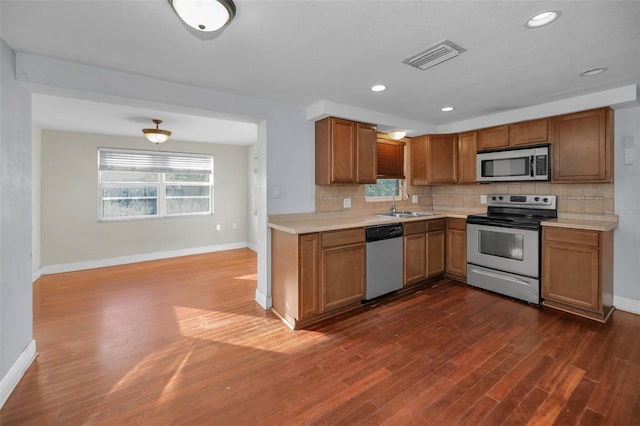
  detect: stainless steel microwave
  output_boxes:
[477,146,550,182]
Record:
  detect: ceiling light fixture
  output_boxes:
[525,10,561,28]
[580,67,608,77]
[371,84,386,92]
[142,119,172,144]
[441,106,455,112]
[388,129,407,140]
[168,0,236,32]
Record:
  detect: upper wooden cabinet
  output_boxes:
[457,131,477,184]
[315,117,377,185]
[477,125,509,150]
[510,118,549,146]
[411,134,458,185]
[376,135,406,179]
[477,119,549,151]
[551,108,613,183]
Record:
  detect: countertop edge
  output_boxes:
[541,218,618,232]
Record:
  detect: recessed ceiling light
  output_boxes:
[441,106,455,112]
[525,10,561,28]
[371,84,386,92]
[580,68,608,77]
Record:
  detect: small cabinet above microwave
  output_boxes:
[477,119,549,151]
[477,145,550,182]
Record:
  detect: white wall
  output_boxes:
[247,143,258,251]
[31,124,41,280]
[614,106,640,310]
[0,39,36,408]
[40,130,250,270]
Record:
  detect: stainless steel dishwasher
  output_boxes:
[365,223,404,300]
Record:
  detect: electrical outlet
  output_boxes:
[343,197,351,208]
[480,195,488,204]
[412,195,418,204]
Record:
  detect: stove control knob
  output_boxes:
[498,196,503,200]
[543,197,549,203]
[491,196,497,201]
[534,197,540,202]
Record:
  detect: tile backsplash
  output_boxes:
[315,182,615,216]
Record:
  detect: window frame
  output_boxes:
[97,148,214,222]
[364,178,400,202]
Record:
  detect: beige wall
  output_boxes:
[315,139,614,216]
[41,130,250,267]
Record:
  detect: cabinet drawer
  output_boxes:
[427,218,445,232]
[544,227,599,247]
[447,218,467,231]
[404,221,426,235]
[321,228,365,248]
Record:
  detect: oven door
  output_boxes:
[466,223,539,278]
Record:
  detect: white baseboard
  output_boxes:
[40,242,249,275]
[255,287,272,310]
[0,340,36,409]
[247,242,258,252]
[32,268,42,283]
[614,295,640,316]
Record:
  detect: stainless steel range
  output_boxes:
[466,194,557,304]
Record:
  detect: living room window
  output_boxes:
[98,148,213,220]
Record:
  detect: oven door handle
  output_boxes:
[469,267,531,286]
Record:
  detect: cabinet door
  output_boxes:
[446,218,467,278]
[551,108,613,182]
[477,125,509,150]
[457,132,477,183]
[356,123,377,183]
[509,118,548,146]
[329,118,357,183]
[411,134,457,185]
[404,233,426,285]
[426,230,445,277]
[299,234,320,320]
[428,134,458,183]
[321,243,365,311]
[542,228,601,312]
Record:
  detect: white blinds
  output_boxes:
[99,148,213,174]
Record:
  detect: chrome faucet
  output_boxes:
[390,181,410,214]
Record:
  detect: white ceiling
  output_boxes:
[2,0,640,142]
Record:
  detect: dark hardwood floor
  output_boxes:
[1,248,639,425]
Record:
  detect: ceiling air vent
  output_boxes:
[403,40,466,71]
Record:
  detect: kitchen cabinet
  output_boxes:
[542,226,614,322]
[478,119,549,151]
[315,117,377,185]
[477,125,509,150]
[446,218,467,280]
[411,134,458,185]
[321,228,366,311]
[509,118,549,146]
[551,107,613,183]
[403,219,445,285]
[271,227,365,328]
[457,131,477,183]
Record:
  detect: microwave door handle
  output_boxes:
[530,155,535,177]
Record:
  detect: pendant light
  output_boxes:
[142,119,172,144]
[168,0,236,32]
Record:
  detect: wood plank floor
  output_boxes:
[1,248,639,425]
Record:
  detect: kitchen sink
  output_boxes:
[377,211,436,218]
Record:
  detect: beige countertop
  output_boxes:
[268,209,478,234]
[269,209,619,234]
[542,217,618,232]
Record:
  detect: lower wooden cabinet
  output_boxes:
[542,226,614,322]
[320,228,366,311]
[271,227,365,328]
[446,218,467,279]
[403,219,445,285]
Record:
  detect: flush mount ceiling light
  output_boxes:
[388,129,407,140]
[525,10,561,28]
[168,0,236,32]
[441,106,455,112]
[371,84,386,92]
[142,119,172,144]
[580,67,608,77]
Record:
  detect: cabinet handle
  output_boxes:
[470,268,531,287]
